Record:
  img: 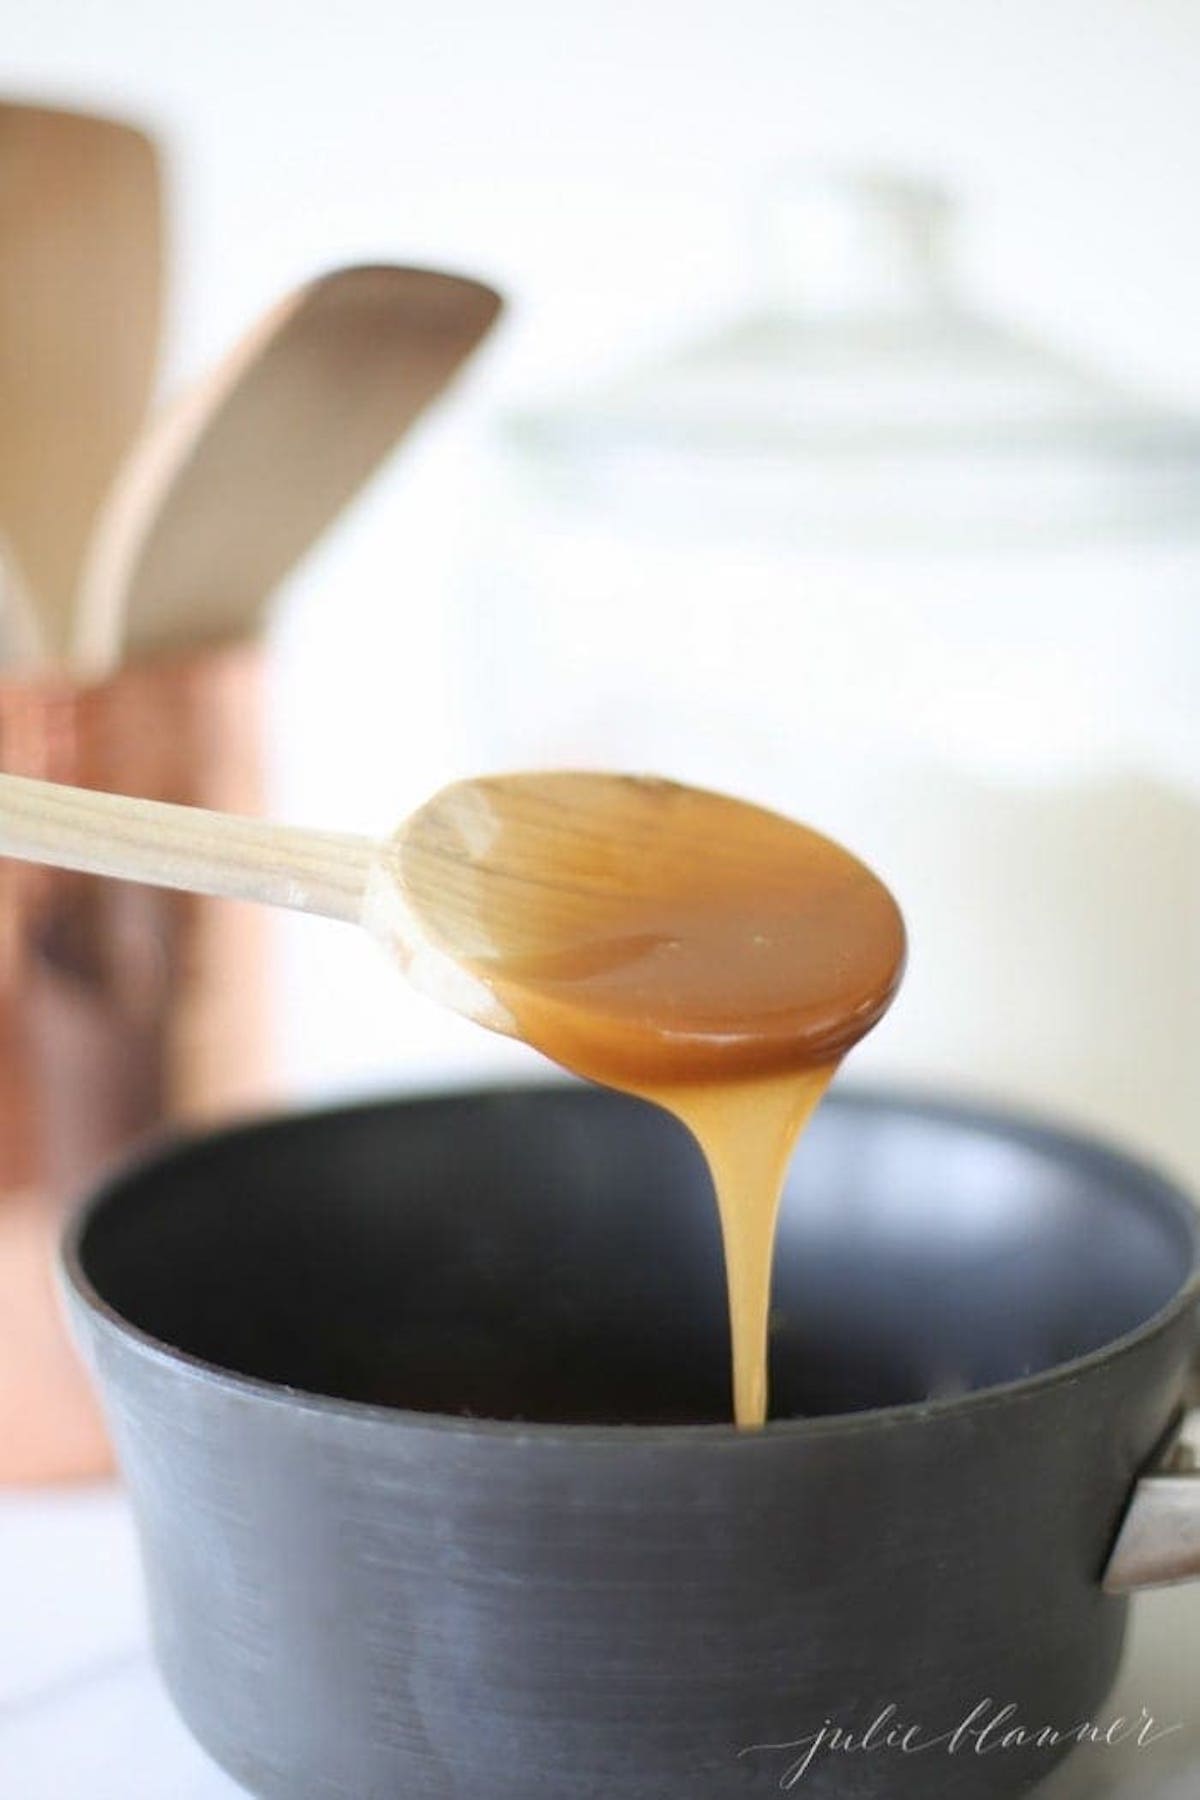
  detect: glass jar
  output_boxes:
[456,170,1200,1184]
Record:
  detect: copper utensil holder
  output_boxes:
[0,638,269,1482]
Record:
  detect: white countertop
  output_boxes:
[2,1481,1199,1798]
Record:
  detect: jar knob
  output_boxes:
[759,168,954,316]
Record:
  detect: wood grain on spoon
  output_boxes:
[0,102,163,663]
[73,265,502,671]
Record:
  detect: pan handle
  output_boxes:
[1104,1413,1200,1593]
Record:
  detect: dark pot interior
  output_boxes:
[76,1083,1195,1426]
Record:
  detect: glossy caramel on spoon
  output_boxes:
[392,773,903,1083]
[393,773,905,1425]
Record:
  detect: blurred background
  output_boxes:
[7,0,1200,1178]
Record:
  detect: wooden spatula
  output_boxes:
[74,265,503,671]
[0,102,163,663]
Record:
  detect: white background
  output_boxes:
[6,0,1200,1108]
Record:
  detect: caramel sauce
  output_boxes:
[395,774,905,1427]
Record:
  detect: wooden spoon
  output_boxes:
[0,102,163,663]
[0,766,904,1432]
[0,769,904,1064]
[73,265,502,671]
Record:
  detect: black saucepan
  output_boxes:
[63,1084,1200,1799]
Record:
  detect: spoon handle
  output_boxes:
[0,771,375,925]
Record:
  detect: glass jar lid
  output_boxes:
[505,170,1200,546]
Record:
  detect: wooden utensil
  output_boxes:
[0,769,905,1057]
[0,102,163,663]
[74,265,502,671]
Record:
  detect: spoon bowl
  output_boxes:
[388,771,907,1080]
